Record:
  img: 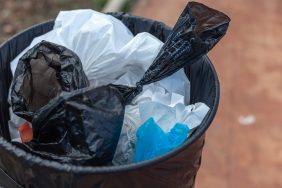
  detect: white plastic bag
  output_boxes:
[139,102,210,132]
[10,10,168,88]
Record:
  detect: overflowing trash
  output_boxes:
[8,2,230,166]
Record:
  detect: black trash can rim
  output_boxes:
[0,17,220,174]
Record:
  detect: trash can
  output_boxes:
[0,13,220,188]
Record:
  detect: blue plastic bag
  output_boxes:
[135,118,190,162]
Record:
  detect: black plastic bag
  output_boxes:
[111,1,230,103]
[23,1,230,166]
[19,86,124,166]
[10,41,89,122]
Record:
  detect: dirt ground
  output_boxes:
[133,0,282,187]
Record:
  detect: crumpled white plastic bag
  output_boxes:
[11,9,190,94]
[112,83,186,165]
[139,101,210,132]
[112,64,193,165]
[112,84,209,165]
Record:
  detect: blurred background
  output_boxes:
[1,0,282,187]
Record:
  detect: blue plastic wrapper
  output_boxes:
[135,117,190,162]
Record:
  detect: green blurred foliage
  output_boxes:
[121,0,136,12]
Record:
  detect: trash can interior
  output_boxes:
[0,13,219,171]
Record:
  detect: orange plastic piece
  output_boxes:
[18,121,33,143]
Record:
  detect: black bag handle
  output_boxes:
[112,2,230,104]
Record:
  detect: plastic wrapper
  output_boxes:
[135,118,190,162]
